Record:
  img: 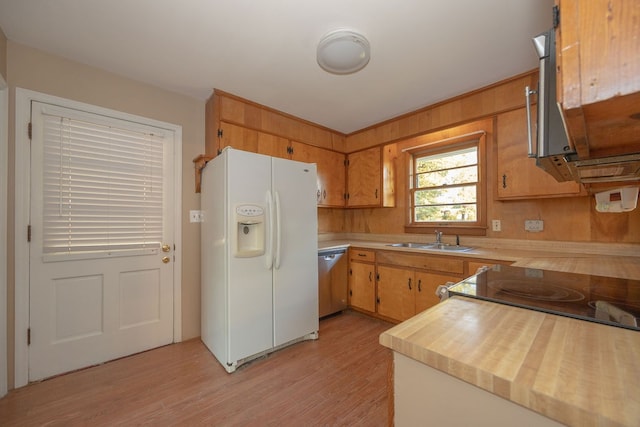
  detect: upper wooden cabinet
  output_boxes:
[496,108,584,199]
[291,142,346,207]
[203,90,347,205]
[206,89,344,154]
[346,145,397,207]
[556,0,640,159]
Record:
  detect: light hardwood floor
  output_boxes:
[0,311,393,426]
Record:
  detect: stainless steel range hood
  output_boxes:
[565,153,640,184]
[526,27,640,184]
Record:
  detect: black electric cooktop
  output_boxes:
[447,264,640,331]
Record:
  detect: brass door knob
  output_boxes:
[162,244,171,253]
[162,256,170,264]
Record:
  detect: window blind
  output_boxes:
[41,112,164,257]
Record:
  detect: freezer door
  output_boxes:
[226,149,274,362]
[271,157,319,346]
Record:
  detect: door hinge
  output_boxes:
[552,5,560,29]
[217,128,223,138]
[27,328,31,345]
[28,122,32,140]
[27,225,31,242]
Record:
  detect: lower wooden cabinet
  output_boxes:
[377,265,461,322]
[348,248,376,313]
[345,249,516,323]
[414,271,459,314]
[377,265,414,321]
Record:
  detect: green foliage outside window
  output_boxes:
[412,146,478,223]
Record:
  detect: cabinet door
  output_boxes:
[377,265,415,322]
[348,261,376,313]
[347,147,381,206]
[317,148,346,207]
[258,132,290,159]
[219,122,258,153]
[496,108,583,199]
[291,141,345,207]
[415,272,460,314]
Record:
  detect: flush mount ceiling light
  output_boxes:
[317,29,370,75]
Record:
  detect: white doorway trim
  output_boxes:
[14,88,183,388]
[0,75,8,398]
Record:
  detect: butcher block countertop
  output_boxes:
[379,297,640,427]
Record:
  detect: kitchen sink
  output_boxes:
[386,242,473,252]
[423,243,473,252]
[386,242,430,248]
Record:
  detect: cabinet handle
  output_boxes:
[317,189,321,201]
[418,279,422,292]
[376,297,380,304]
[525,85,537,158]
[349,289,352,296]
[323,189,327,200]
[368,272,372,282]
[502,174,507,189]
[358,253,367,257]
[375,188,378,199]
[349,268,352,276]
[408,278,412,290]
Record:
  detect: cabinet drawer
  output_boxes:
[377,251,464,275]
[349,248,376,263]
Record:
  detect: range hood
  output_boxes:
[526,26,640,184]
[565,153,640,184]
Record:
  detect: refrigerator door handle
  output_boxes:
[274,190,282,269]
[265,190,274,270]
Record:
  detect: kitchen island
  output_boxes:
[379,296,640,426]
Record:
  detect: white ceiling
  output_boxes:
[0,0,554,134]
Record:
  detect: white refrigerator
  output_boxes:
[200,148,319,373]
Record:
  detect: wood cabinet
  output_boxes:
[495,108,584,199]
[346,248,518,323]
[377,265,459,322]
[359,250,463,322]
[202,91,348,205]
[348,248,376,313]
[218,122,259,153]
[414,271,457,314]
[556,0,640,159]
[377,265,415,321]
[346,145,397,207]
[291,141,346,207]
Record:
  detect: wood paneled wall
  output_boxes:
[341,71,639,243]
[344,72,537,152]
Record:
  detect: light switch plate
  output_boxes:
[190,210,203,223]
[491,219,501,232]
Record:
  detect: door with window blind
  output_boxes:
[28,101,175,381]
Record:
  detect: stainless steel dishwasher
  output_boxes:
[318,248,348,318]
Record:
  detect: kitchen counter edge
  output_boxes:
[379,297,640,427]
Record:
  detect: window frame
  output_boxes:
[405,132,487,236]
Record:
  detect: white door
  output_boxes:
[28,101,175,381]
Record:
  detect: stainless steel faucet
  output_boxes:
[435,230,443,244]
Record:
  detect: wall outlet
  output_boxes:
[524,219,544,232]
[190,210,203,223]
[491,219,501,232]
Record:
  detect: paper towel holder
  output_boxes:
[595,186,639,213]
